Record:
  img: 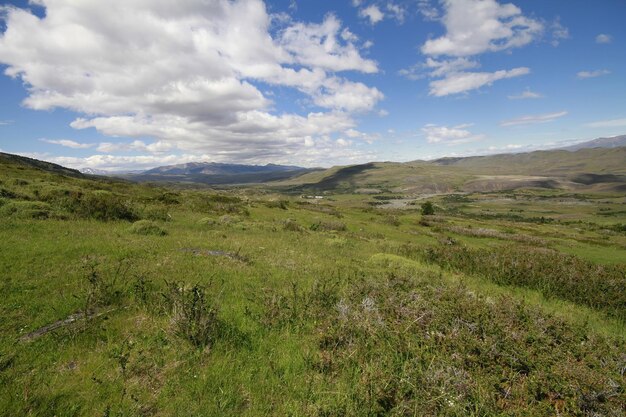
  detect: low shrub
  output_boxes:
[198,217,217,227]
[282,218,303,232]
[400,244,626,320]
[129,220,167,236]
[163,282,222,348]
[142,205,171,222]
[310,219,347,232]
[312,271,625,415]
[0,200,52,219]
[46,189,139,221]
[265,200,289,210]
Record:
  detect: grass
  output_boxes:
[0,156,625,416]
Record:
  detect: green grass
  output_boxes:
[1,157,625,416]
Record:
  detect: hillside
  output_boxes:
[1,151,625,416]
[0,152,85,178]
[279,147,626,194]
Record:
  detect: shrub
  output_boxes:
[265,200,289,210]
[48,189,139,221]
[421,201,435,215]
[78,191,139,221]
[0,187,17,199]
[282,218,303,232]
[219,214,241,225]
[163,282,221,348]
[142,206,171,222]
[310,219,347,232]
[198,217,217,227]
[0,200,52,219]
[129,220,167,236]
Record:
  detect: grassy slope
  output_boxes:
[1,155,625,416]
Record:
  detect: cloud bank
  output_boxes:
[0,0,384,167]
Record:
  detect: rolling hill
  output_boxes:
[278,146,626,194]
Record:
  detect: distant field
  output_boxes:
[1,154,625,416]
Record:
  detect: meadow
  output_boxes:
[0,154,625,416]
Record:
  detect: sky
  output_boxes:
[0,0,625,171]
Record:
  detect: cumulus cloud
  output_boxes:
[422,123,485,145]
[408,0,540,96]
[584,118,626,128]
[508,89,543,100]
[500,111,568,127]
[0,0,384,167]
[40,139,95,149]
[577,69,611,79]
[595,34,612,44]
[421,0,542,57]
[359,5,385,25]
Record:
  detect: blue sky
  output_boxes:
[0,0,625,170]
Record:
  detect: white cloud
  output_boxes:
[550,18,569,47]
[0,0,384,167]
[584,118,626,128]
[40,139,95,149]
[417,0,440,21]
[422,123,485,145]
[595,34,612,44]
[429,67,529,96]
[500,111,568,127]
[508,90,543,100]
[421,0,543,57]
[577,69,611,79]
[359,5,385,25]
[412,0,540,97]
[386,3,406,23]
[96,140,174,154]
[0,120,13,126]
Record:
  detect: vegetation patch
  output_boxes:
[129,220,168,236]
[400,243,626,320]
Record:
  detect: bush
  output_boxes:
[129,220,167,236]
[0,200,52,219]
[282,218,303,232]
[142,206,171,222]
[265,200,289,210]
[421,201,435,215]
[198,217,217,227]
[310,219,347,232]
[163,282,221,348]
[47,189,139,221]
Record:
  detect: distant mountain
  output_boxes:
[143,162,305,176]
[121,162,320,185]
[559,135,626,151]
